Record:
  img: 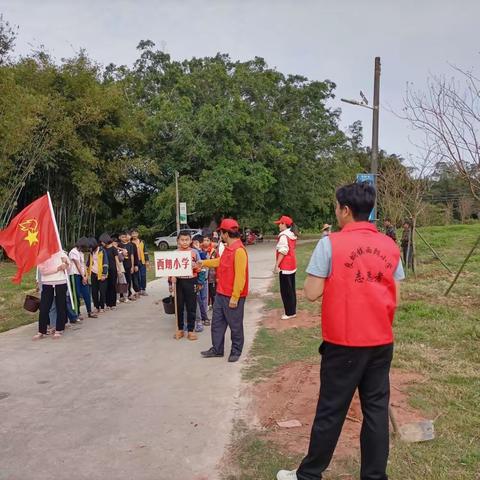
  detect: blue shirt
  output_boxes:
[307,237,405,280]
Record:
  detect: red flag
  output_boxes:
[0,194,61,283]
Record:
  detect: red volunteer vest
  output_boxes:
[276,232,297,271]
[216,240,249,297]
[321,222,400,347]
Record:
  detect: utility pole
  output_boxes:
[371,56,381,219]
[340,56,381,222]
[175,171,180,233]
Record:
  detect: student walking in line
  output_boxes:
[69,237,98,318]
[37,266,79,332]
[100,233,119,310]
[274,215,298,320]
[202,235,215,318]
[118,231,138,301]
[130,228,149,296]
[193,234,209,329]
[277,182,405,480]
[126,230,141,300]
[33,251,70,340]
[199,219,249,363]
[87,238,108,314]
[169,230,199,341]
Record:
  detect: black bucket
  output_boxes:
[24,294,40,313]
[162,296,175,315]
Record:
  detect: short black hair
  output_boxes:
[99,233,112,244]
[178,229,192,240]
[336,182,375,221]
[221,229,241,239]
[192,234,204,243]
[75,237,90,249]
[87,237,99,250]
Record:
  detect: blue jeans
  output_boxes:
[138,263,147,291]
[197,283,208,321]
[74,274,92,314]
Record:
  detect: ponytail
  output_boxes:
[290,223,300,238]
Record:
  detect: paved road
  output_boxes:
[0,243,274,480]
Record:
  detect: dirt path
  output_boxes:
[0,244,274,480]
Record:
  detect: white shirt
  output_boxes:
[38,251,70,285]
[68,247,85,276]
[276,228,297,274]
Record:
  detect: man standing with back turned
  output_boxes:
[198,218,248,363]
[277,182,405,480]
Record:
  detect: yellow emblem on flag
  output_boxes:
[19,219,39,247]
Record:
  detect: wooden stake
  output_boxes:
[173,280,179,332]
[415,228,454,274]
[445,234,480,296]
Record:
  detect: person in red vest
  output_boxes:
[277,182,405,480]
[274,215,298,320]
[197,218,249,363]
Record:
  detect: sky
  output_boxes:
[2,0,480,162]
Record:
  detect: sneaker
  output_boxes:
[195,323,204,333]
[187,332,198,341]
[281,314,297,320]
[228,353,241,363]
[276,470,298,480]
[119,297,126,303]
[141,291,148,296]
[203,319,211,326]
[201,347,223,358]
[174,330,184,340]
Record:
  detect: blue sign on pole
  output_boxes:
[356,173,376,222]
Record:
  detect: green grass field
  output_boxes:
[231,223,480,480]
[0,263,37,332]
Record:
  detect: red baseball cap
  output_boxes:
[274,215,293,226]
[218,218,240,232]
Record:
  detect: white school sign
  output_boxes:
[154,250,193,277]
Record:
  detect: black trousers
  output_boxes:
[175,278,197,332]
[402,245,414,270]
[297,342,393,480]
[106,270,118,307]
[131,271,140,293]
[211,294,246,356]
[279,272,297,316]
[39,284,67,334]
[91,273,107,309]
[208,282,216,305]
[122,269,141,297]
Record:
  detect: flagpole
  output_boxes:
[46,191,76,312]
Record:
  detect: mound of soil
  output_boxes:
[252,361,426,459]
[262,309,320,332]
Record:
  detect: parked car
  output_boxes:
[154,229,202,250]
